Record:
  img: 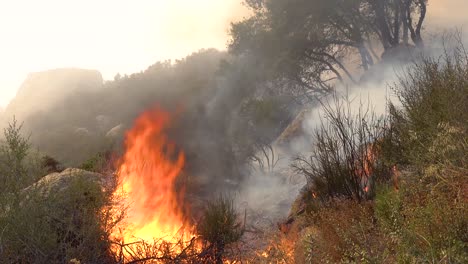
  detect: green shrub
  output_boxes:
[393,166,468,263]
[198,195,243,263]
[42,155,63,173]
[374,186,402,244]
[0,172,118,263]
[0,117,32,193]
[80,152,109,173]
[0,119,122,263]
[387,46,468,168]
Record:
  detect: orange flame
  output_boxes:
[356,144,377,194]
[113,108,193,243]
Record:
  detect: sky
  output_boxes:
[0,0,248,108]
[0,0,466,108]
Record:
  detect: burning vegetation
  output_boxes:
[113,108,190,244]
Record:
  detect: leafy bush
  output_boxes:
[80,152,110,173]
[0,119,122,263]
[292,42,468,263]
[387,45,468,168]
[0,117,32,193]
[375,42,468,263]
[0,174,117,263]
[42,155,63,173]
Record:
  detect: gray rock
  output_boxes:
[105,124,124,138]
[28,168,104,194]
[74,127,91,136]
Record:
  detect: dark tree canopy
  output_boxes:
[230,0,427,94]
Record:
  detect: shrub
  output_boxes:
[293,94,391,202]
[376,40,468,263]
[302,199,391,264]
[42,155,63,173]
[374,186,402,244]
[0,119,122,263]
[0,117,31,193]
[80,151,112,173]
[198,195,244,263]
[0,171,119,263]
[387,45,468,168]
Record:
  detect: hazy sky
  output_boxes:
[0,0,248,107]
[0,0,466,108]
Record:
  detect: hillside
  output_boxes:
[2,68,103,125]
[0,1,466,263]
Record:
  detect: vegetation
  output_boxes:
[0,1,466,263]
[230,0,428,93]
[288,45,468,263]
[0,120,122,263]
[198,195,244,263]
[293,95,390,202]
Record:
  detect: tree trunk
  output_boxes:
[371,0,394,50]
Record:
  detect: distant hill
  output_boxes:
[0,107,3,126]
[4,50,231,167]
[2,68,103,124]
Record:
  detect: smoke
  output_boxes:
[233,31,468,228]
[429,0,468,29]
[1,0,467,234]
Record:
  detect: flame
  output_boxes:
[363,186,369,193]
[113,108,193,243]
[356,143,377,194]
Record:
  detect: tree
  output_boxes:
[0,117,30,193]
[230,0,427,95]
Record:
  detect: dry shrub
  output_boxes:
[112,237,202,264]
[390,165,468,263]
[293,94,391,203]
[302,199,392,264]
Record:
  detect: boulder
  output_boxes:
[105,124,124,138]
[27,168,105,195]
[74,127,91,136]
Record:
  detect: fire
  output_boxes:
[113,108,193,243]
[356,143,377,194]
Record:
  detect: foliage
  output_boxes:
[393,166,467,263]
[198,195,244,263]
[80,152,111,173]
[42,155,63,173]
[303,199,391,264]
[289,42,468,263]
[379,49,468,260]
[0,119,123,263]
[112,237,201,264]
[0,173,119,263]
[0,117,32,193]
[230,0,427,93]
[386,44,468,168]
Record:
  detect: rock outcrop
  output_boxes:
[27,168,106,195]
[2,68,103,122]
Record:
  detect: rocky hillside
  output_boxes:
[1,68,103,125]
